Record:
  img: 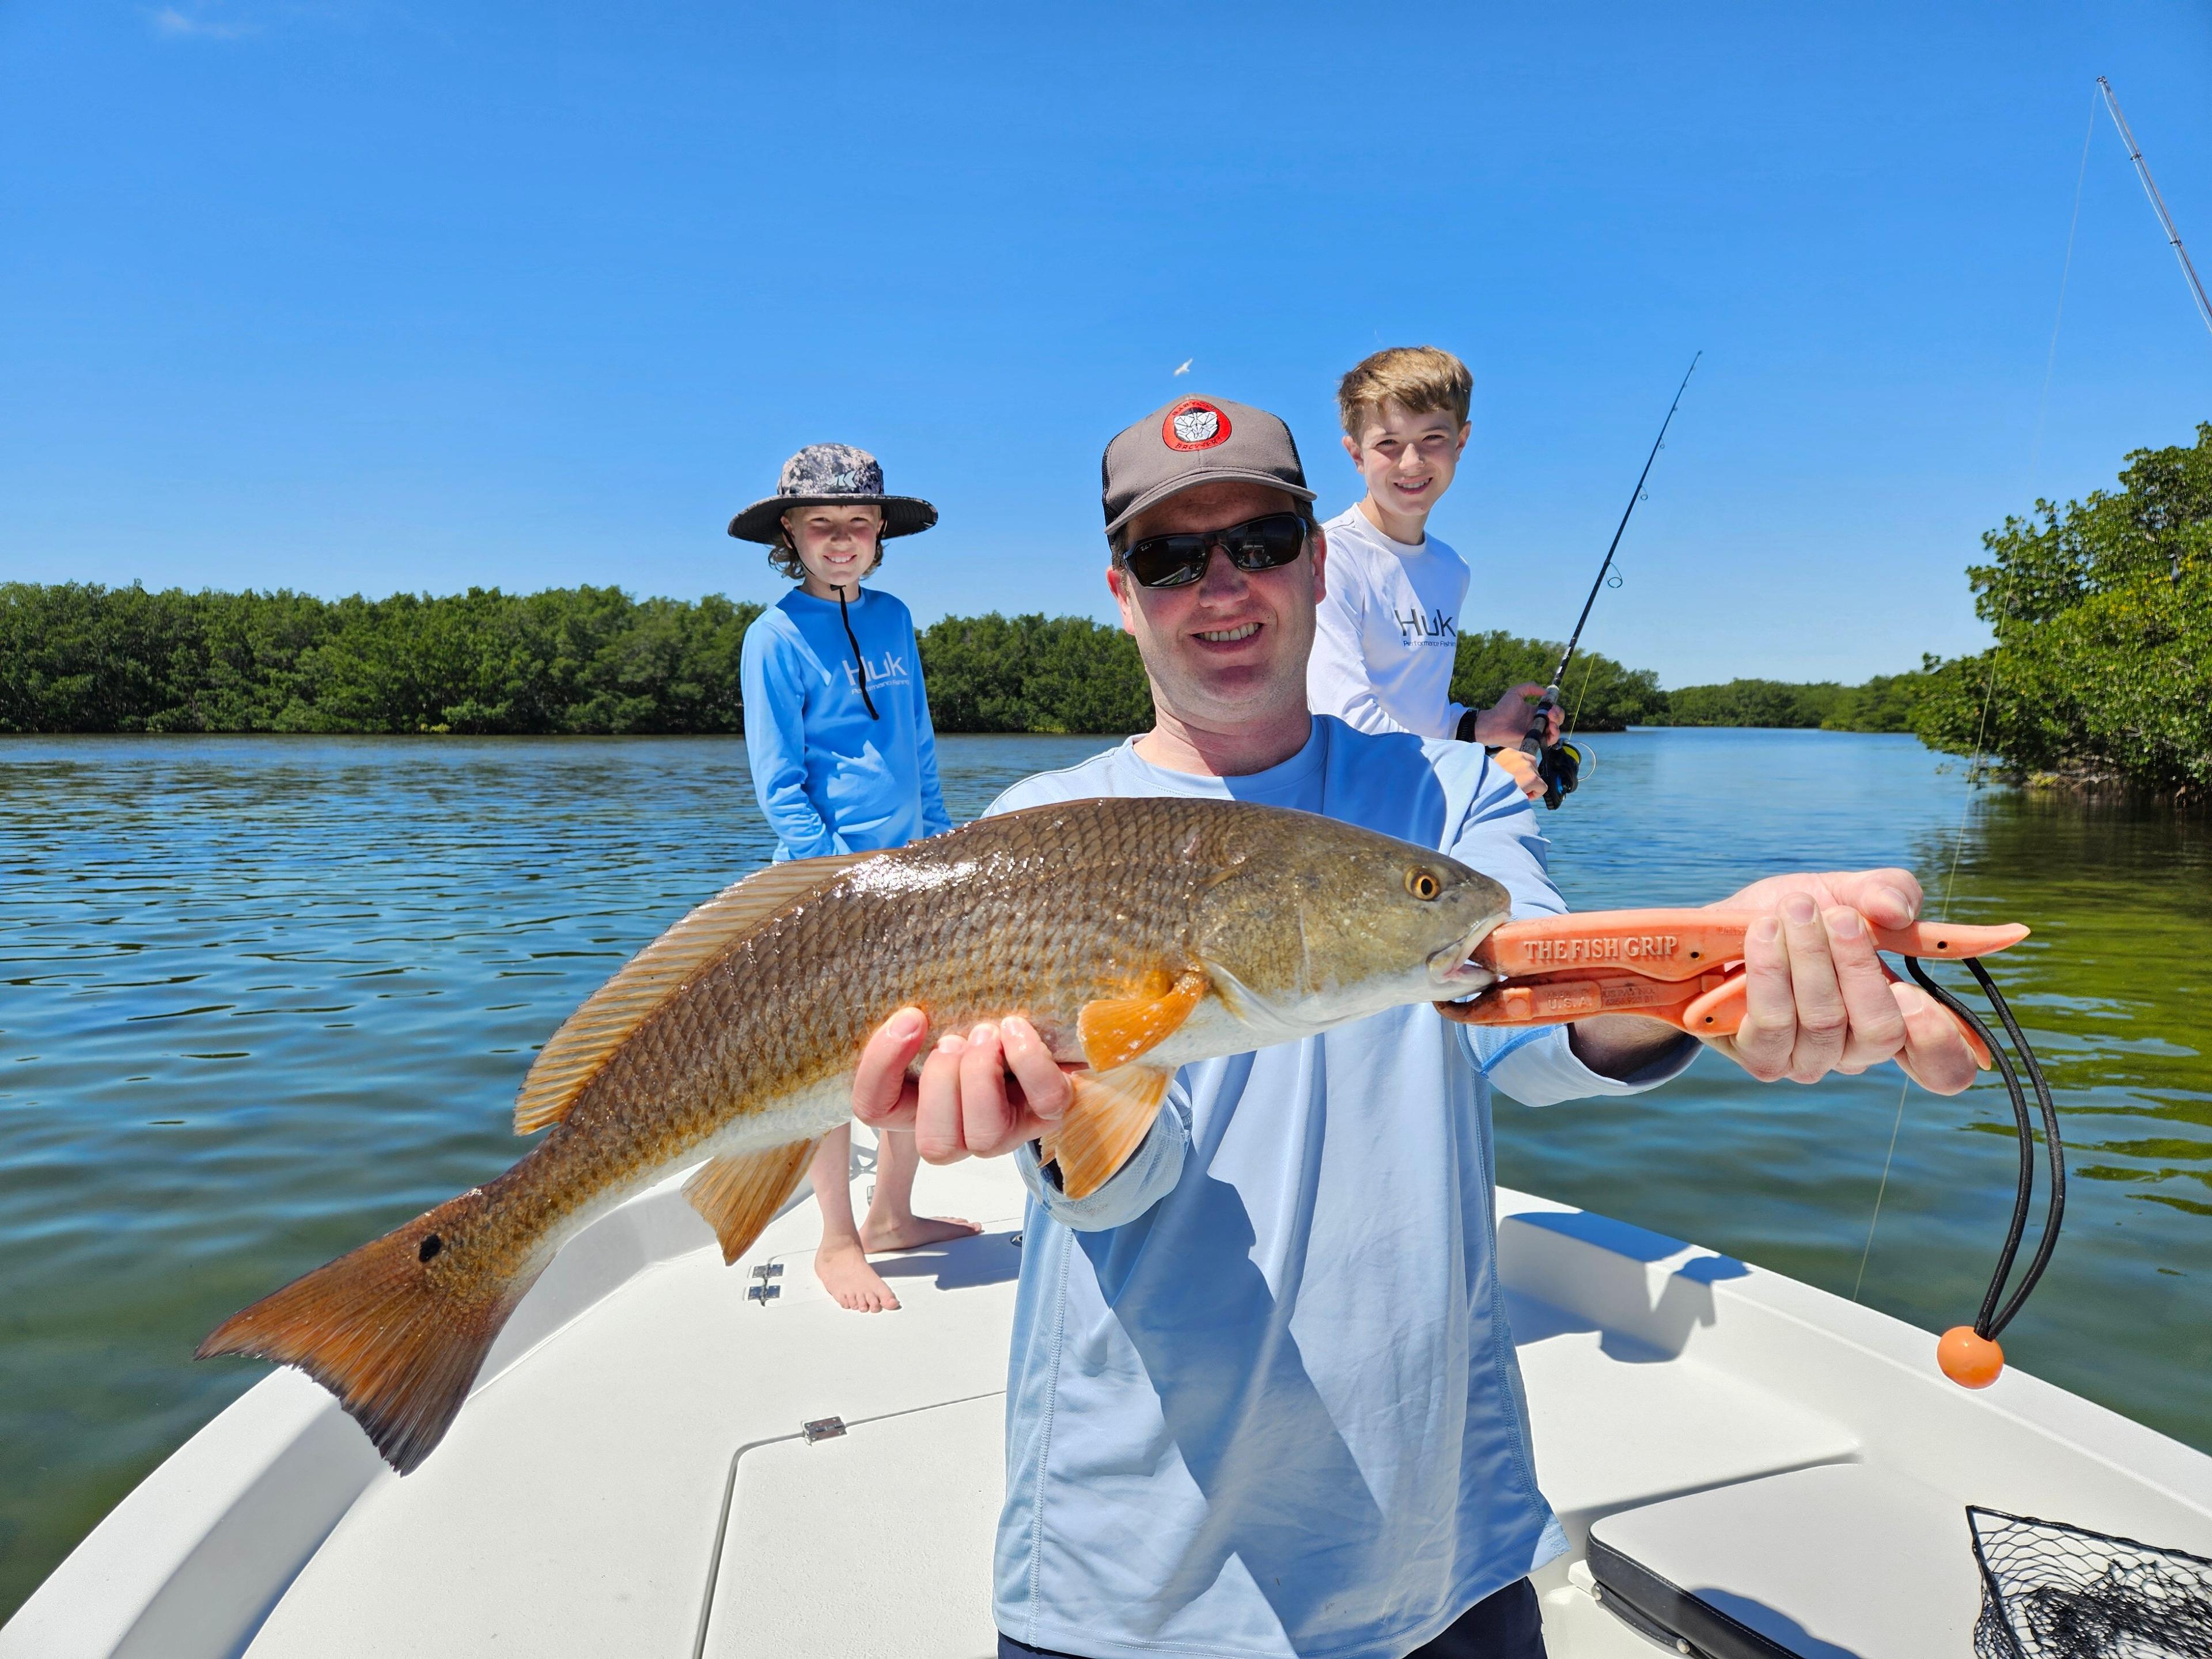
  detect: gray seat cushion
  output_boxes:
[1586,1463,1982,1658]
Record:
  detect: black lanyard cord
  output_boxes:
[1903,955,2066,1341]
[833,585,880,720]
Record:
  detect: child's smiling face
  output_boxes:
[785,504,886,599]
[1342,401,1470,540]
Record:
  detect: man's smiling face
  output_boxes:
[1107,480,1327,736]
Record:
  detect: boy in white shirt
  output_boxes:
[1306,346,1558,787]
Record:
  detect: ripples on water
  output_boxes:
[0,729,2205,1617]
[1521,730,2211,1459]
[0,734,1099,1616]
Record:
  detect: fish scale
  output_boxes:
[198,796,1510,1474]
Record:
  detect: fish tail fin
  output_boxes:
[196,1191,535,1475]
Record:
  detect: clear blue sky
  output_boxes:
[5,2,2209,687]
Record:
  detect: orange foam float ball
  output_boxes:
[1937,1325,2006,1389]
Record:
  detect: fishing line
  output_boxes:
[1853,439,2010,1306]
[1853,478,2011,1304]
[1852,677,1999,1304]
[2028,89,2100,486]
[1850,95,2088,1304]
[1565,651,1603,738]
[1851,1094,1910,1302]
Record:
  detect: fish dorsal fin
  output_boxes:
[513,854,878,1134]
[1077,968,1207,1071]
[683,1140,821,1266]
[1040,1063,1174,1202]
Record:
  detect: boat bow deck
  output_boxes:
[9,1135,2210,1659]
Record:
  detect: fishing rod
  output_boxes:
[2097,76,2212,346]
[1518,352,1700,809]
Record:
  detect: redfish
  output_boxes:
[200,797,1510,1472]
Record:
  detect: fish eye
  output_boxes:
[1406,869,1442,901]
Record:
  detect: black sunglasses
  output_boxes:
[1123,512,1310,589]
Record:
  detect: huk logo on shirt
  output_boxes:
[841,650,913,693]
[1395,606,1457,646]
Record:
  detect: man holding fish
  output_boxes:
[848,395,1978,1659]
[198,393,1984,1659]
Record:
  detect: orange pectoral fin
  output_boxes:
[1077,969,1207,1071]
[1040,1064,1175,1202]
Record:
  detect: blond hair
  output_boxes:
[1336,346,1472,438]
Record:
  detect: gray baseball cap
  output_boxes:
[728,443,938,544]
[1101,395,1316,539]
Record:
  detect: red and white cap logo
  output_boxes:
[1162,399,1232,452]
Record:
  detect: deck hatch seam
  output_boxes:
[690,1391,1008,1659]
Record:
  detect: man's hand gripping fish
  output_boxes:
[198,797,1516,1475]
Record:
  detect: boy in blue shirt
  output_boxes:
[729,444,972,1311]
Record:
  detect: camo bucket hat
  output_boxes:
[726,444,938,544]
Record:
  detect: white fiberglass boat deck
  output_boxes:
[9,1126,2210,1659]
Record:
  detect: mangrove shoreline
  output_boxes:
[6,422,2205,799]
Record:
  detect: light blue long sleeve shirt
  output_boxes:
[987,717,1696,1659]
[739,587,952,861]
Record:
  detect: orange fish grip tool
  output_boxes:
[1440,908,2063,1393]
[1442,908,2028,1054]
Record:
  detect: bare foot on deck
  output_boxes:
[815,1235,901,1312]
[860,1213,982,1253]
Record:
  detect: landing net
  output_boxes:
[1971,1507,2212,1658]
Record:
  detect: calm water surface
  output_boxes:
[1,729,2207,1618]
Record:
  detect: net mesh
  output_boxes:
[1971,1507,2212,1659]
